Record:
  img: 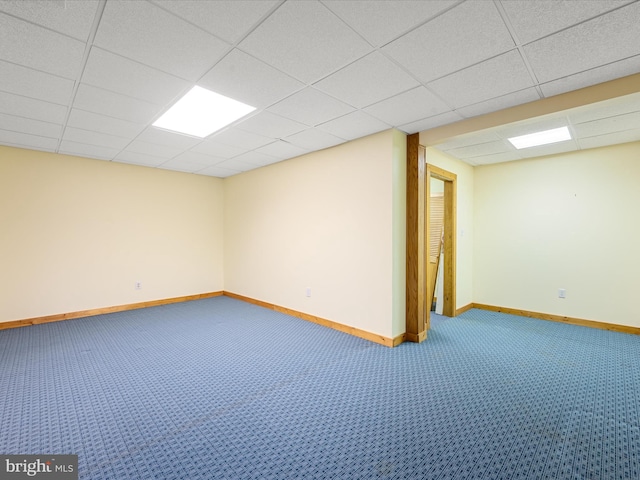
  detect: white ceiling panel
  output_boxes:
[198,49,304,109]
[213,158,263,173]
[268,88,355,127]
[157,158,213,174]
[196,164,242,178]
[208,127,274,150]
[0,129,58,151]
[0,59,73,104]
[0,91,67,125]
[317,110,390,140]
[235,111,307,139]
[170,151,225,166]
[255,140,308,160]
[436,131,503,152]
[399,111,465,135]
[524,2,640,83]
[114,150,167,168]
[456,88,541,119]
[62,127,131,150]
[66,109,146,139]
[81,48,190,105]
[364,87,450,127]
[94,0,230,81]
[0,13,85,80]
[191,140,247,159]
[539,55,640,98]
[284,129,346,151]
[239,1,372,83]
[429,51,535,109]
[577,128,640,150]
[573,111,640,139]
[322,0,458,47]
[494,116,571,140]
[568,93,640,125]
[124,140,183,159]
[313,52,420,109]
[73,84,162,124]
[382,1,514,83]
[58,140,120,161]
[471,151,522,166]
[0,0,100,41]
[135,128,202,150]
[0,113,61,138]
[151,0,279,44]
[231,151,280,167]
[500,0,632,44]
[446,140,513,160]
[518,139,578,159]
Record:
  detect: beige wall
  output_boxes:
[424,146,475,310]
[0,146,224,323]
[224,130,406,339]
[473,141,640,327]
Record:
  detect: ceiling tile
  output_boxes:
[198,49,304,109]
[435,131,502,151]
[0,113,61,138]
[0,13,85,79]
[81,48,190,105]
[382,1,514,83]
[577,128,640,150]
[255,140,308,160]
[157,157,213,173]
[0,0,100,41]
[518,139,578,158]
[399,111,465,135]
[524,2,640,83]
[208,127,274,150]
[0,129,58,151]
[94,0,230,81]
[239,1,372,83]
[313,52,420,108]
[364,87,450,126]
[456,87,541,119]
[471,151,522,165]
[540,54,640,98]
[124,139,182,159]
[114,150,167,167]
[196,164,242,178]
[62,126,131,149]
[67,109,146,139]
[268,88,355,127]
[0,59,73,104]
[446,140,512,159]
[73,84,162,124]
[58,140,120,160]
[568,93,640,125]
[573,111,640,139]
[170,151,225,166]
[284,129,346,151]
[150,0,279,44]
[135,127,202,150]
[501,0,632,44]
[231,151,280,167]
[317,111,390,140]
[322,0,457,47]
[428,51,534,109]
[235,111,307,139]
[0,91,67,124]
[191,140,247,158]
[214,158,264,173]
[494,116,570,140]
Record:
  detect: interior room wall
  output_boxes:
[423,146,475,311]
[0,145,224,323]
[473,141,640,327]
[224,130,406,339]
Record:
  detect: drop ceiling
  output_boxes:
[0,0,639,177]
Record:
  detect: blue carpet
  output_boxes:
[1,297,639,479]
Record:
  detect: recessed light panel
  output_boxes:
[508,126,571,149]
[153,86,256,138]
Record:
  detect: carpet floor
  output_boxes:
[1,296,638,479]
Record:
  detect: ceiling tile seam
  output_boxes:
[0,88,69,109]
[316,0,377,49]
[514,0,640,47]
[0,10,92,43]
[492,0,543,98]
[0,126,61,141]
[0,57,79,83]
[0,110,66,130]
[56,0,107,155]
[564,114,582,151]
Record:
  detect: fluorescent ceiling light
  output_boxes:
[153,86,255,138]
[508,126,571,149]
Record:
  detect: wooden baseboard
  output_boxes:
[472,303,640,336]
[455,303,473,316]
[223,291,399,347]
[0,291,224,331]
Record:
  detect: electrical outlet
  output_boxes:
[558,288,566,299]
[135,281,142,290]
